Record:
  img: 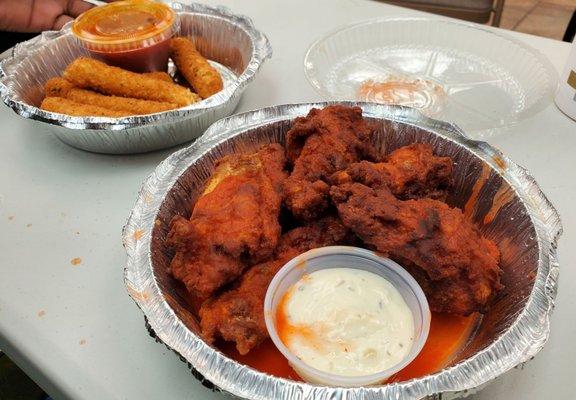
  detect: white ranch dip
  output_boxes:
[277,268,415,376]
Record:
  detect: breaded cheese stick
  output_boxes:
[170,37,223,99]
[66,88,178,114]
[44,76,178,114]
[40,97,128,117]
[143,71,174,83]
[45,77,75,97]
[63,58,199,106]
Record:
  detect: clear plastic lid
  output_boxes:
[72,0,177,51]
[264,246,431,387]
[304,18,558,137]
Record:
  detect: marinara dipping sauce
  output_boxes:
[72,0,178,72]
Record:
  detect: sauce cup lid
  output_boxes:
[72,0,176,47]
[264,246,431,387]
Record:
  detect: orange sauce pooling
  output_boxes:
[464,164,491,219]
[389,312,479,382]
[221,301,479,383]
[483,184,514,226]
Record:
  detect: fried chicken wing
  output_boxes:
[203,143,286,196]
[199,216,349,355]
[331,143,453,201]
[283,105,378,220]
[168,144,287,299]
[330,182,502,315]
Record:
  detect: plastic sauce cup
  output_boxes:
[72,0,178,72]
[264,246,431,387]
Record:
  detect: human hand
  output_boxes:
[0,0,96,32]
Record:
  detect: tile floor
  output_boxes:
[500,0,575,40]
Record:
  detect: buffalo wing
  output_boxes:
[167,144,287,299]
[199,217,349,354]
[331,143,453,201]
[283,105,377,220]
[330,182,502,315]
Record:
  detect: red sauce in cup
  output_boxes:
[87,38,171,72]
[72,0,177,72]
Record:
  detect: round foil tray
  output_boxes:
[0,2,271,154]
[123,102,561,399]
[304,18,558,137]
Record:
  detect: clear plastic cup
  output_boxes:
[264,246,430,387]
[72,0,178,72]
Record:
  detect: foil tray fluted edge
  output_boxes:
[123,102,562,399]
[0,1,272,153]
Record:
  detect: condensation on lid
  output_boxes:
[72,0,175,44]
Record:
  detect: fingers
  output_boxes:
[1,0,95,32]
[53,15,74,30]
[53,0,94,30]
[66,0,94,18]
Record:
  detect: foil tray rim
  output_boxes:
[123,101,562,399]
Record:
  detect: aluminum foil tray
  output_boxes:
[123,102,561,399]
[0,2,271,154]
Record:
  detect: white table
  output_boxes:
[0,1,574,399]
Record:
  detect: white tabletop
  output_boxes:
[0,1,574,399]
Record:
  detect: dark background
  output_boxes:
[1,32,37,54]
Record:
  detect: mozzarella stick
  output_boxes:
[170,37,223,99]
[40,97,128,117]
[63,58,199,106]
[143,71,174,83]
[45,77,75,97]
[66,88,178,114]
[44,77,177,115]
